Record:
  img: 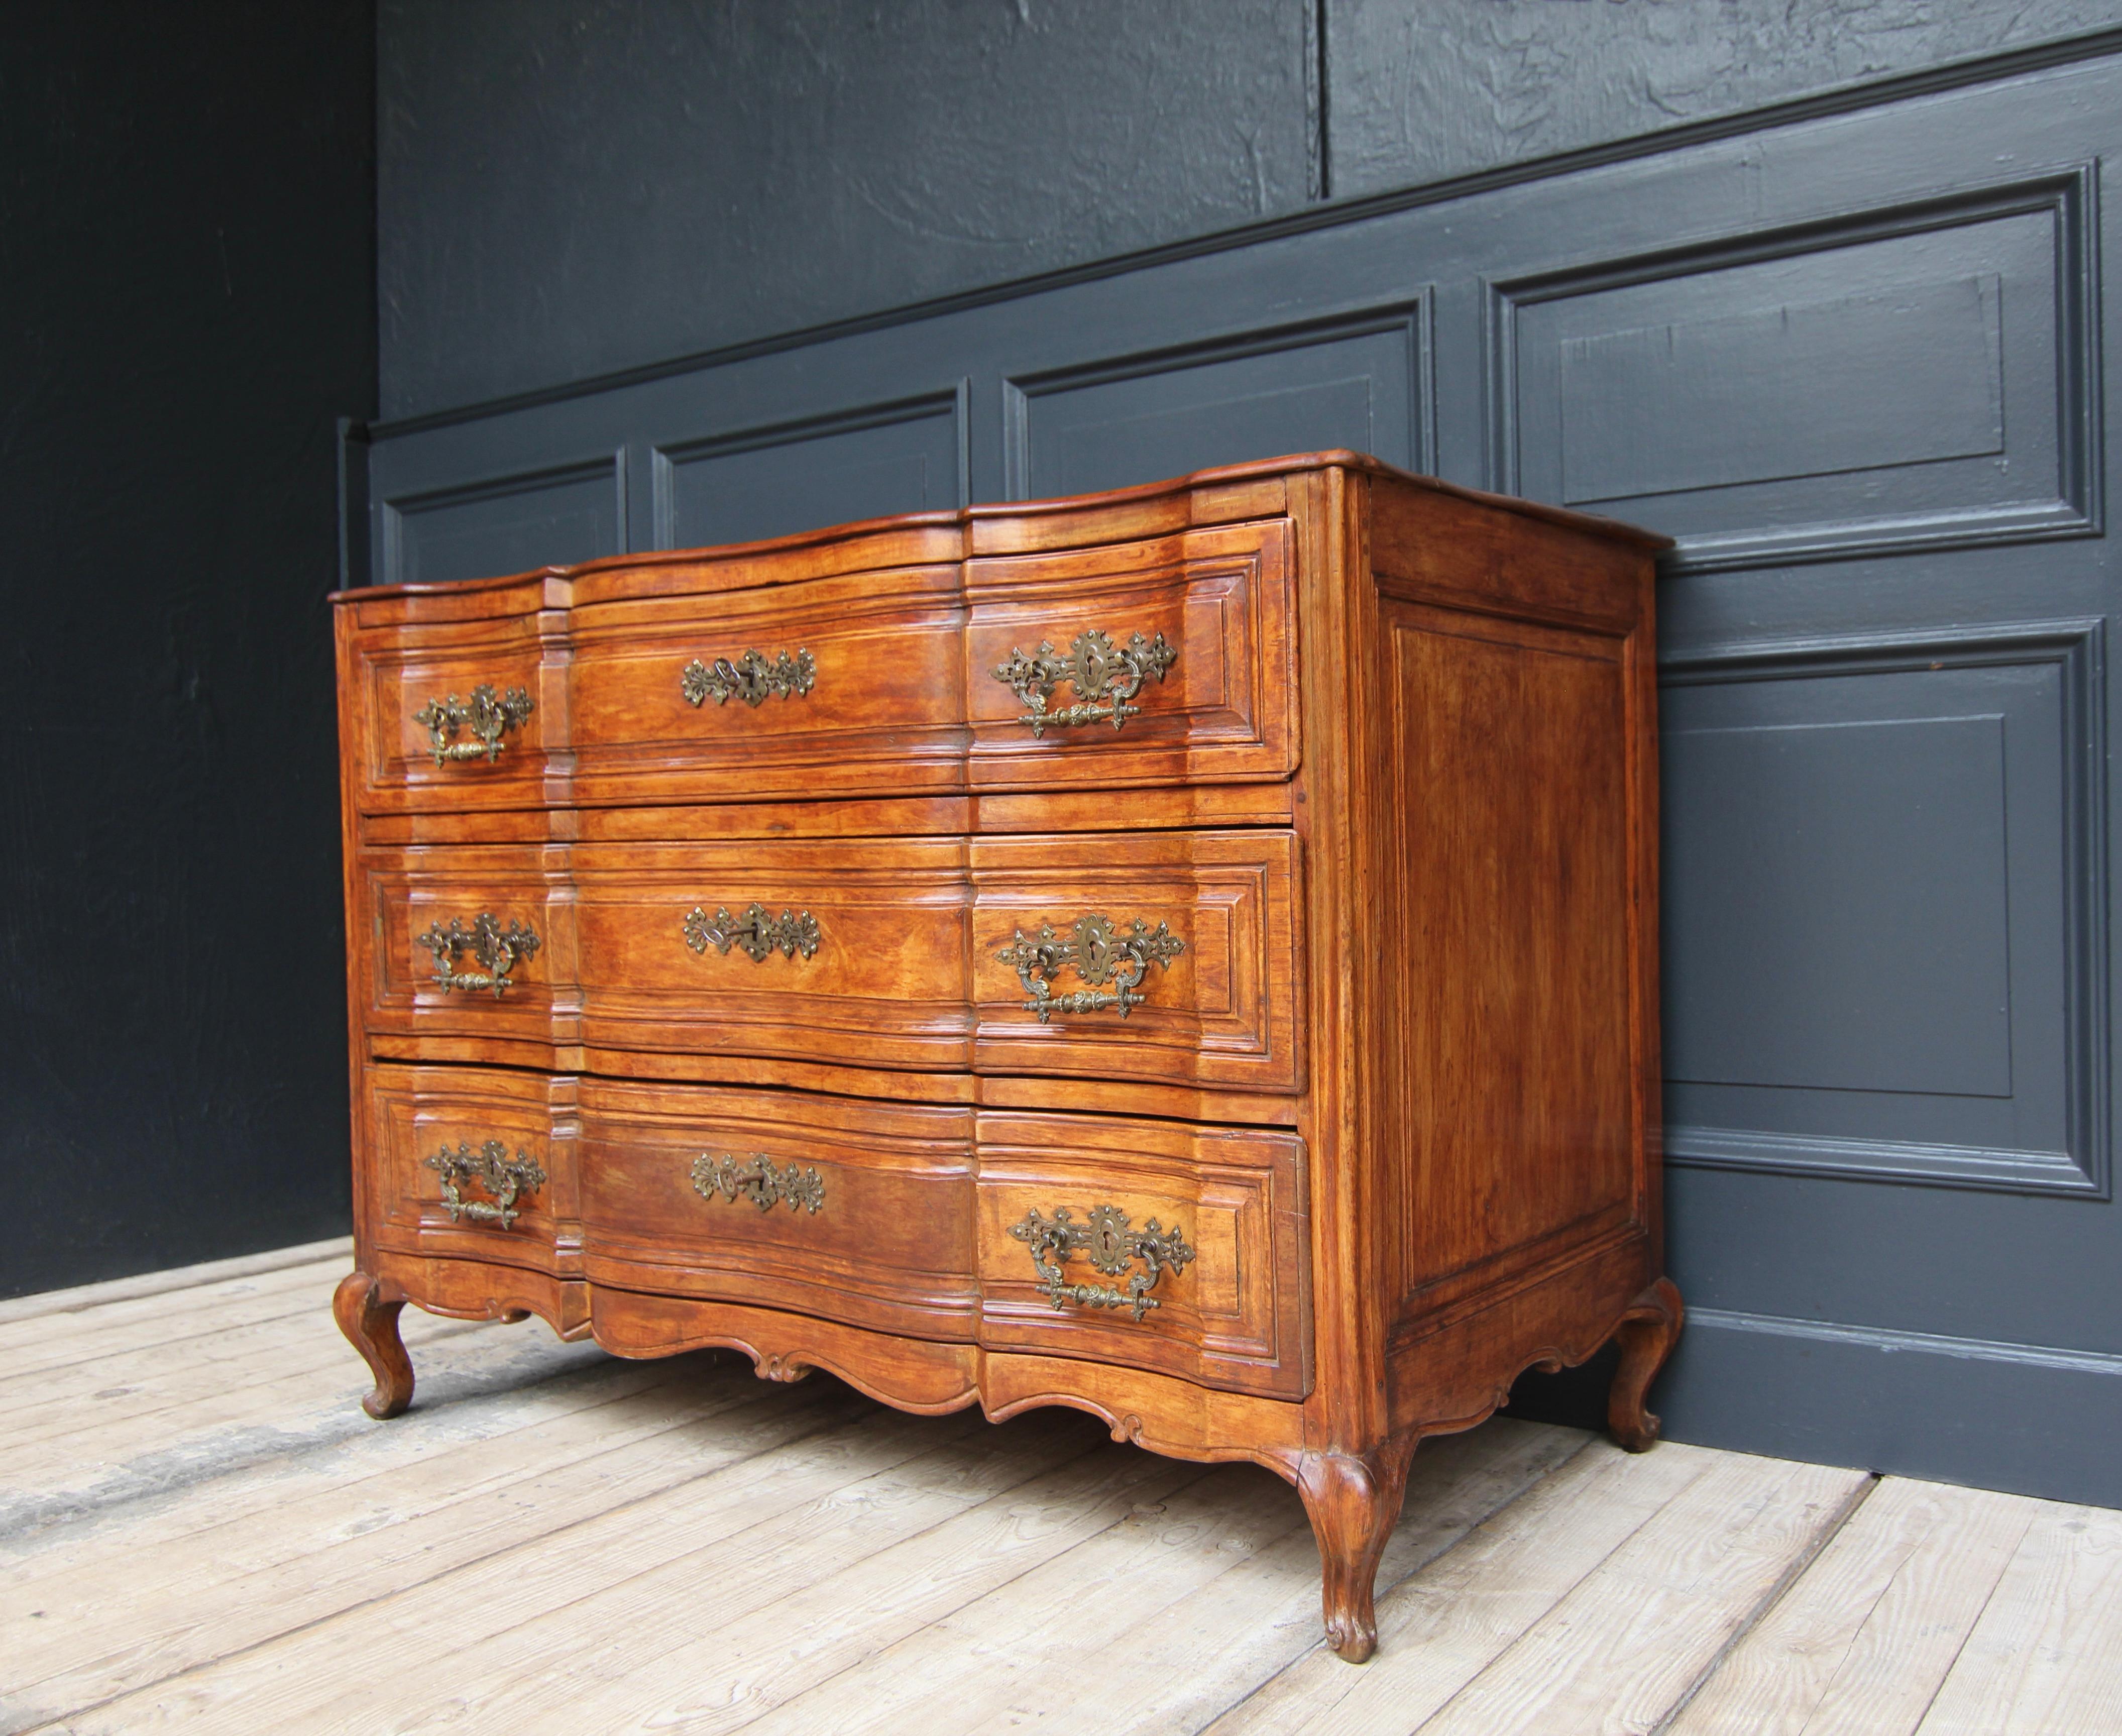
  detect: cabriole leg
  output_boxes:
[333,1269,414,1420]
[1608,1276,1685,1452]
[1296,1435,1419,1663]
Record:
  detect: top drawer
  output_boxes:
[567,564,968,808]
[339,599,565,815]
[338,516,1300,811]
[966,517,1298,792]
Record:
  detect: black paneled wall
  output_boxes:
[0,4,376,1296]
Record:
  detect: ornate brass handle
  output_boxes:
[684,903,821,962]
[692,1152,826,1214]
[424,1139,547,1229]
[991,627,1176,735]
[419,912,540,996]
[995,913,1184,1022]
[682,648,816,708]
[412,685,533,765]
[1010,1204,1194,1321]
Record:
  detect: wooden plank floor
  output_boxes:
[4,1247,2117,1734]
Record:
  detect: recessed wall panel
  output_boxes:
[1009,307,1424,499]
[657,395,961,549]
[1494,172,2097,568]
[1661,625,2105,1196]
[385,457,623,587]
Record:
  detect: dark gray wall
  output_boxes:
[366,7,2122,1507]
[377,0,1317,419]
[379,0,2122,420]
[0,4,375,1297]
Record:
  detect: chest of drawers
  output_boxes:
[331,451,1680,1662]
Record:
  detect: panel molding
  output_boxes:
[1662,618,2110,1199]
[1486,165,2102,571]
[378,450,626,588]
[648,383,969,550]
[1000,297,1432,500]
[1690,1305,2122,1378]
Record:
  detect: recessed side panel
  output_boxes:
[1377,600,1643,1319]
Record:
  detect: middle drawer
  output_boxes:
[358,830,1301,1093]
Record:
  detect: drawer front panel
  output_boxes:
[569,567,967,806]
[975,1111,1310,1399]
[578,1080,977,1339]
[366,1064,574,1273]
[571,839,974,1073]
[344,609,562,814]
[971,830,1302,1092]
[966,518,1297,791]
[360,845,569,1056]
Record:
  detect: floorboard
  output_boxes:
[2,1249,2116,1736]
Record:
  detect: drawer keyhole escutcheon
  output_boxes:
[681,648,816,708]
[684,903,822,962]
[996,912,1184,1021]
[991,626,1176,735]
[424,1139,546,1229]
[692,1152,826,1214]
[1011,1204,1194,1321]
[419,912,540,997]
[411,684,533,765]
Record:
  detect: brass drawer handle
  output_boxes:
[684,903,821,962]
[419,912,540,996]
[996,913,1184,1022]
[424,1139,547,1229]
[1010,1204,1194,1321]
[992,627,1176,736]
[692,1151,826,1214]
[682,648,816,708]
[412,684,533,765]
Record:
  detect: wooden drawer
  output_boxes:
[358,844,570,1062]
[339,596,564,815]
[965,518,1298,792]
[571,838,974,1073]
[974,1111,1310,1399]
[577,1080,977,1340]
[568,565,967,807]
[365,1064,575,1275]
[971,829,1302,1092]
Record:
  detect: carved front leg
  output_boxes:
[1296,1434,1419,1663]
[1608,1276,1685,1452]
[333,1270,414,1420]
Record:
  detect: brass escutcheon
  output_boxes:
[682,648,815,708]
[684,903,821,962]
[419,912,540,997]
[412,684,533,765]
[995,912,1184,1021]
[1009,1203,1194,1321]
[692,1152,826,1214]
[424,1139,547,1229]
[991,627,1176,735]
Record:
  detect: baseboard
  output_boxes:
[0,1236,355,1327]
[1657,1307,2122,1508]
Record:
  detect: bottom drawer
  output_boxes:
[366,1064,577,1275]
[975,1111,1311,1400]
[577,1079,979,1341]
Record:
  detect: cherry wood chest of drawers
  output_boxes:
[331,451,1681,1661]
